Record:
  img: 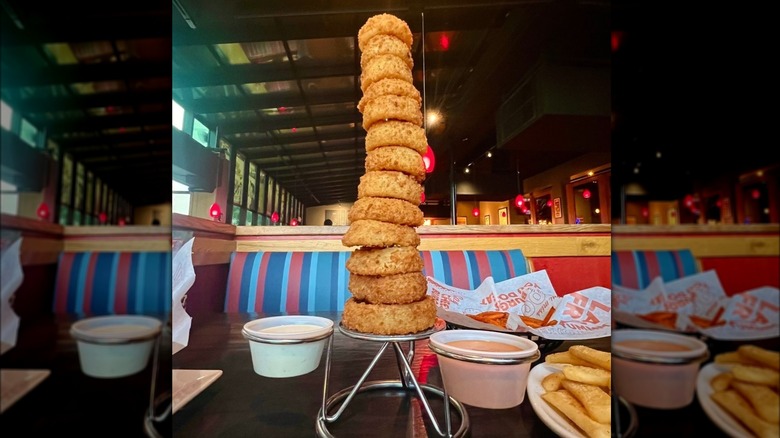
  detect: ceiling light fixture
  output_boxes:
[487,151,492,158]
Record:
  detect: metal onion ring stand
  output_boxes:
[315,318,542,438]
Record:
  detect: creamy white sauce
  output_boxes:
[259,324,321,334]
[88,324,150,335]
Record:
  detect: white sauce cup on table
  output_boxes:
[242,315,334,378]
[428,329,540,409]
[612,329,709,409]
[70,315,162,378]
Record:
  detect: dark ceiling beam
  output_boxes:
[262,155,359,171]
[57,131,171,150]
[220,112,360,134]
[0,9,170,46]
[279,174,360,187]
[173,1,512,46]
[44,111,170,135]
[172,62,354,88]
[179,90,356,115]
[0,61,170,87]
[242,138,357,158]
[271,165,363,179]
[7,90,170,113]
[70,142,172,161]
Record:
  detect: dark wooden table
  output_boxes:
[0,313,172,437]
[172,312,611,437]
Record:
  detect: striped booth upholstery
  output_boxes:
[611,249,700,290]
[54,251,172,316]
[223,249,529,313]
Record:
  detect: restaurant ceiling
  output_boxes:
[0,1,172,207]
[173,0,611,207]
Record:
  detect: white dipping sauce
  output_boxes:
[259,324,321,334]
[88,324,150,336]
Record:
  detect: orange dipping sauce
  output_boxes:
[615,339,691,352]
[446,340,522,353]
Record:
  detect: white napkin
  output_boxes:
[1,237,24,355]
[172,237,196,355]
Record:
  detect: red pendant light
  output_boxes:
[423,145,436,174]
[420,191,426,203]
[471,207,480,217]
[118,217,126,226]
[271,211,280,223]
[546,199,553,207]
[290,218,299,226]
[582,189,592,199]
[209,202,222,221]
[36,202,50,219]
[514,194,524,208]
[98,212,107,224]
[751,189,761,199]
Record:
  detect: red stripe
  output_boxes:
[643,251,661,281]
[226,253,248,312]
[416,354,438,384]
[114,253,132,313]
[617,251,639,289]
[504,250,516,278]
[54,253,75,314]
[285,253,303,313]
[82,253,98,315]
[475,251,491,284]
[422,251,433,278]
[448,252,468,289]
[254,253,271,313]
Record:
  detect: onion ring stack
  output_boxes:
[341,13,436,336]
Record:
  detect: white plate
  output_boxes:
[696,362,754,438]
[526,363,587,438]
[0,369,51,413]
[172,369,223,414]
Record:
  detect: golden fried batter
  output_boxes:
[358,78,421,113]
[360,35,413,70]
[364,120,427,154]
[349,272,428,304]
[348,196,424,226]
[357,170,422,205]
[365,146,425,182]
[345,246,423,276]
[341,219,420,248]
[361,94,422,131]
[360,54,414,94]
[357,13,413,52]
[342,296,437,335]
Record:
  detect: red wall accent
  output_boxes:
[529,256,611,296]
[183,264,230,319]
[699,257,780,296]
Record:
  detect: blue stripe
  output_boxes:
[263,253,286,313]
[278,252,292,313]
[238,254,255,312]
[337,252,348,311]
[465,251,479,289]
[300,252,312,311]
[307,252,319,312]
[486,251,508,282]
[316,253,334,312]
[91,253,115,315]
[656,251,677,282]
[679,250,698,276]
[247,252,263,313]
[142,253,162,314]
[327,253,339,312]
[508,250,528,276]
[74,253,90,315]
[635,251,650,289]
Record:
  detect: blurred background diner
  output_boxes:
[1,1,173,435]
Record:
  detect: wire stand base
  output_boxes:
[316,319,469,438]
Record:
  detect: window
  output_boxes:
[0,180,19,215]
[172,180,191,215]
[1,100,12,131]
[20,118,39,147]
[172,99,185,131]
[192,117,210,147]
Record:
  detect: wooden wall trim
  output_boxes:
[234,224,611,236]
[612,235,779,257]
[613,224,779,235]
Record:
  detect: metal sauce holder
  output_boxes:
[611,348,710,365]
[241,327,334,345]
[428,342,541,365]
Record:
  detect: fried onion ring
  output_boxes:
[348,272,428,304]
[348,196,423,226]
[357,170,422,205]
[342,219,419,248]
[364,121,427,154]
[360,54,414,94]
[357,14,413,52]
[360,35,413,71]
[361,94,421,131]
[345,246,423,276]
[365,146,425,182]
[341,296,436,335]
[358,78,421,113]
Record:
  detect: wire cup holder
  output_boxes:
[315,318,470,438]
